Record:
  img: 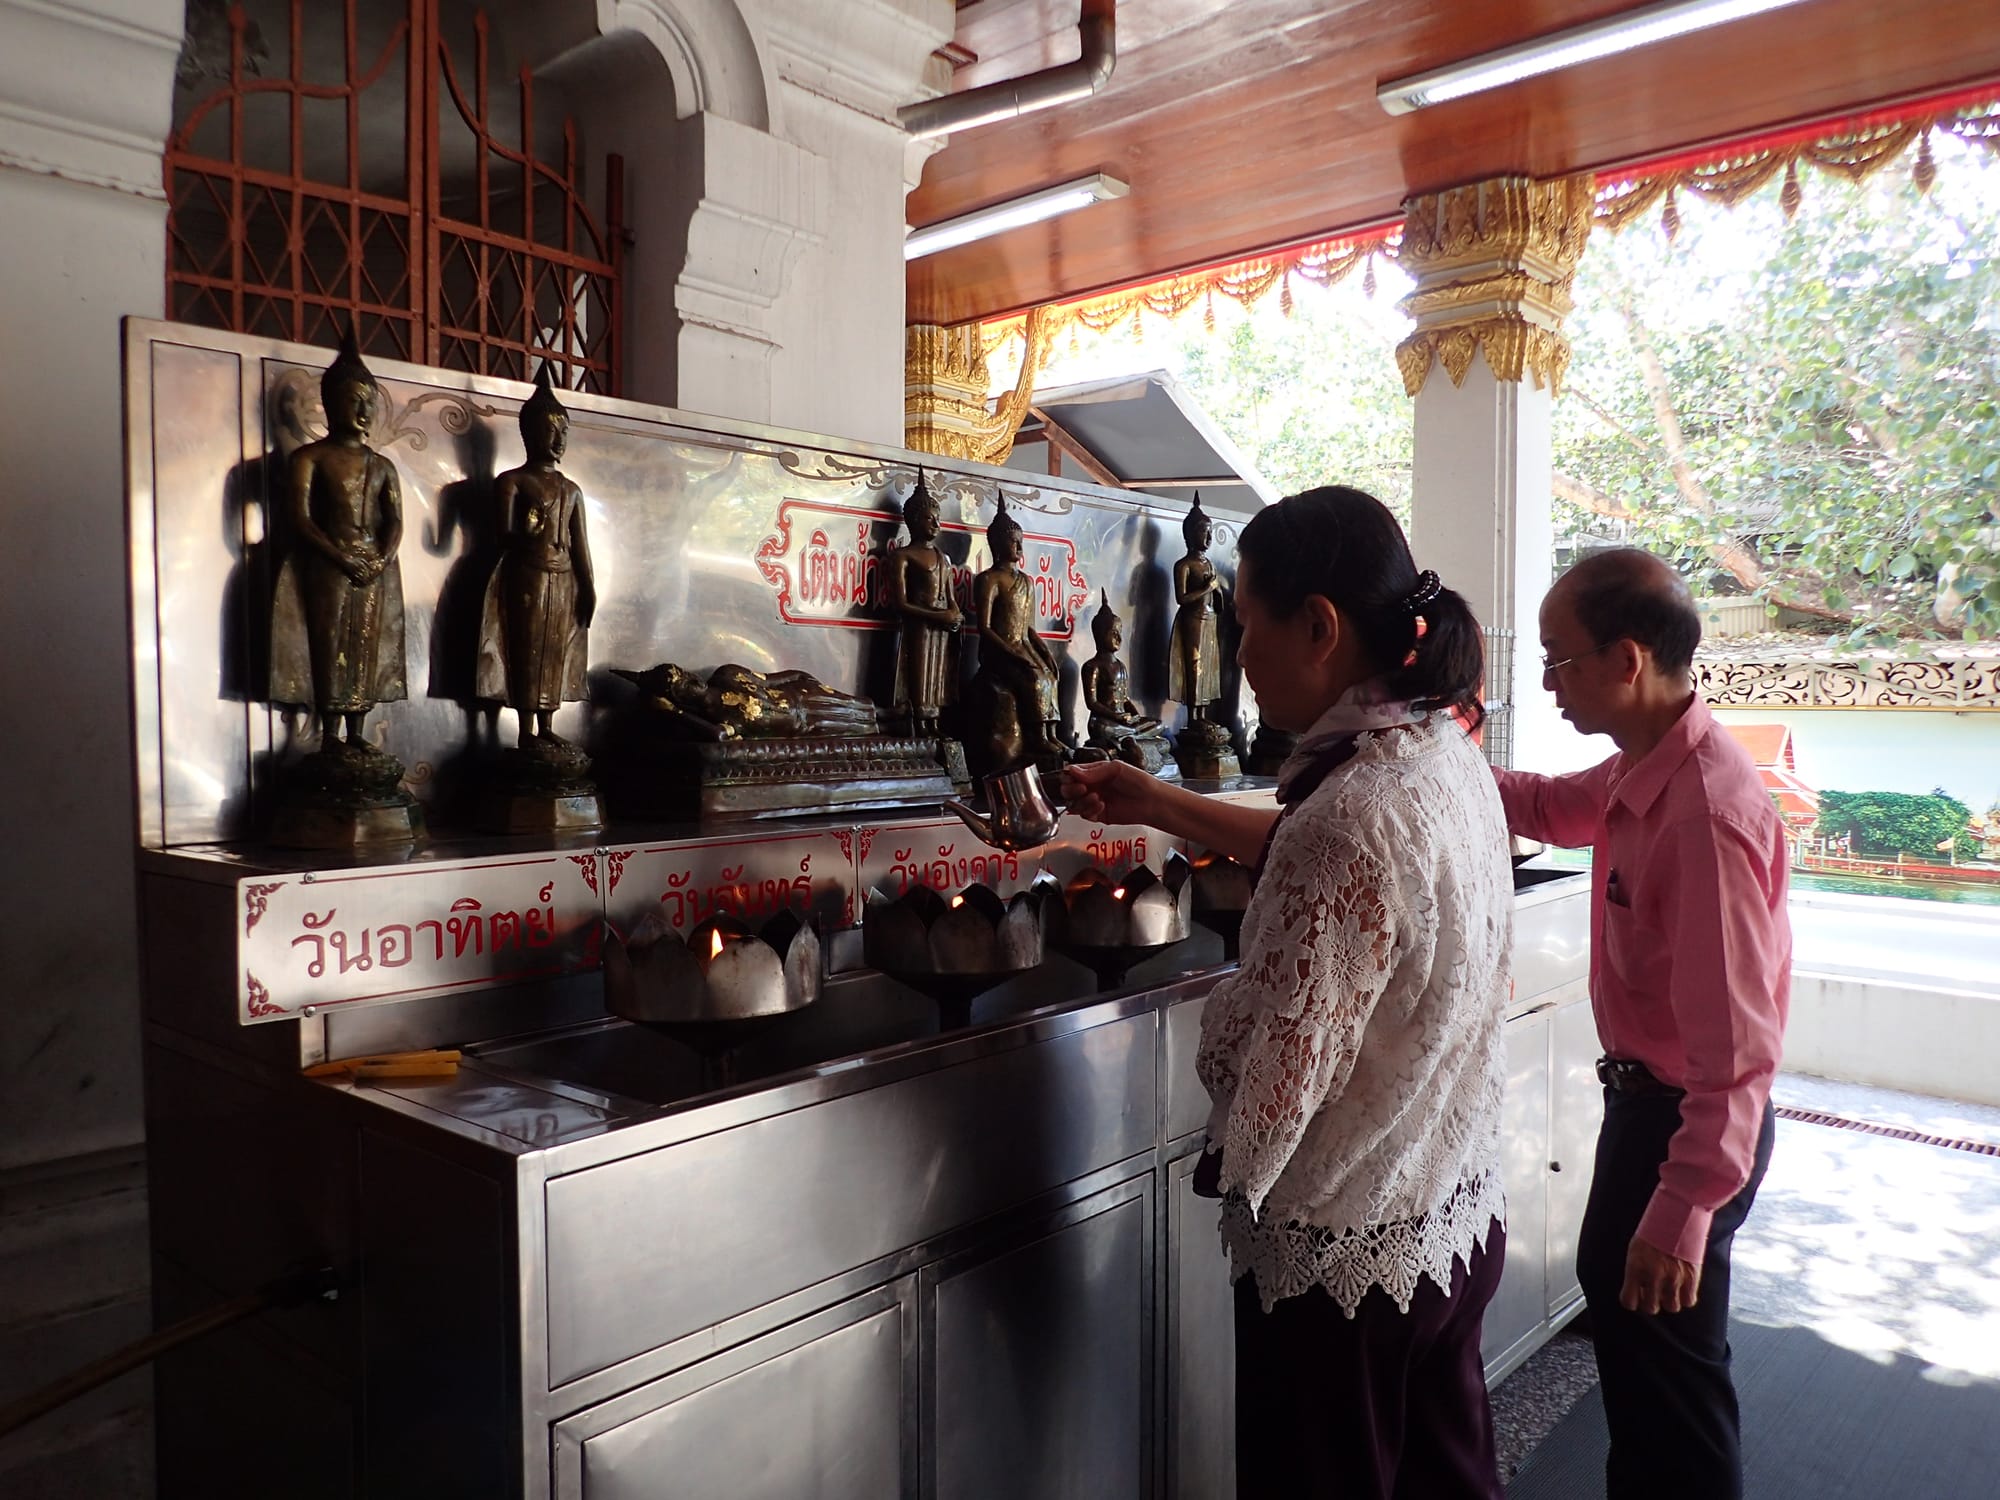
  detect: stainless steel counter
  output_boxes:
[141,843,1589,1499]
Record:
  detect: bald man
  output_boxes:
[1493,550,1789,1500]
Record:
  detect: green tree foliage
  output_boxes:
[1556,139,2000,641]
[1167,287,1417,519]
[1815,787,1978,861]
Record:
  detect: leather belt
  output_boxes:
[1596,1055,1685,1098]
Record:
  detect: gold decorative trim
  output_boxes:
[1597,98,2000,239]
[1395,174,1593,396]
[1395,317,1572,396]
[904,308,1051,463]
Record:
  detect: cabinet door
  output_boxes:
[1168,1152,1235,1500]
[1482,1008,1550,1374]
[553,1284,911,1500]
[1547,992,1604,1318]
[930,1177,1152,1500]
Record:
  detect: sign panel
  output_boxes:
[753,498,1090,640]
[237,852,600,1023]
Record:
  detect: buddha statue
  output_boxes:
[1083,591,1173,776]
[266,329,420,844]
[886,470,961,738]
[475,365,595,751]
[968,496,1067,778]
[614,663,880,741]
[1169,492,1223,713]
[1167,493,1240,779]
[269,327,408,752]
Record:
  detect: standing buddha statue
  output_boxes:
[267,328,420,846]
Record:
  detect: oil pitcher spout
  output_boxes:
[947,764,1063,853]
[943,799,995,846]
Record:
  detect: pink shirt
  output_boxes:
[1493,695,1790,1264]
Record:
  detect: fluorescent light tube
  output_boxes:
[905,173,1129,261]
[1378,0,1816,114]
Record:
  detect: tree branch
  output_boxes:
[1551,470,1634,521]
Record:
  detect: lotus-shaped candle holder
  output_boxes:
[1188,849,1255,960]
[603,908,821,1064]
[1044,851,1195,987]
[863,876,1058,1027]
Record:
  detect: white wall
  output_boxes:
[0,0,181,1173]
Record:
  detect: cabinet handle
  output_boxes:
[1549,1161,1562,1173]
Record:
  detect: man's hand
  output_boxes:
[1621,1235,1701,1315]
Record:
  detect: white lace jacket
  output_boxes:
[1198,707,1514,1314]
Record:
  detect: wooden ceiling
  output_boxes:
[906,0,2000,325]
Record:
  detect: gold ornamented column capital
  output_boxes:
[905,310,1049,463]
[1395,174,1595,397]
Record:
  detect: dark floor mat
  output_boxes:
[1506,1318,2000,1498]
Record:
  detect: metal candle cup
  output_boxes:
[1188,849,1255,959]
[602,908,821,1031]
[1045,852,1195,986]
[863,876,1059,1024]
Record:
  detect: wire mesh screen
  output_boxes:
[1481,627,1515,769]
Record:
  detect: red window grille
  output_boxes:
[166,0,625,396]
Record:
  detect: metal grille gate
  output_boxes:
[166,0,624,394]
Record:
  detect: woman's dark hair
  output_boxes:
[1236,486,1485,728]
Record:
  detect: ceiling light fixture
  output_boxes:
[1377,0,1816,115]
[904,173,1129,261]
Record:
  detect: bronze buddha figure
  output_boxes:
[967,496,1067,778]
[471,365,602,831]
[1168,492,1223,712]
[476,365,595,749]
[266,329,420,845]
[615,663,880,741]
[886,470,960,740]
[1167,493,1241,780]
[269,327,408,750]
[1083,590,1174,776]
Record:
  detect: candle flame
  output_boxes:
[709,928,725,959]
[950,894,966,908]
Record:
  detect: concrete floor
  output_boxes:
[1492,1071,2000,1481]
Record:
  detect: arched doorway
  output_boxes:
[165,0,626,394]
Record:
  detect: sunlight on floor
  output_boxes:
[1736,1077,2000,1381]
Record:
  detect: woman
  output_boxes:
[1064,486,1513,1500]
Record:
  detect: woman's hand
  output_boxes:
[1060,759,1158,826]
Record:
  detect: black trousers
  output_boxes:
[1576,1091,1777,1500]
[1233,1219,1506,1500]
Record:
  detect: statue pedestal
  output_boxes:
[1172,719,1240,783]
[480,743,604,835]
[623,736,958,823]
[269,745,424,850]
[1244,724,1301,778]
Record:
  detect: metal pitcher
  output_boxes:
[944,764,1063,853]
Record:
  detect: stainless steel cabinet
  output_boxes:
[553,1285,912,1500]
[1484,1007,1553,1372]
[1546,995,1604,1317]
[1483,988,1601,1380]
[1167,1150,1235,1500]
[930,1176,1153,1500]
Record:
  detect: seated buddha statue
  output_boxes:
[1082,592,1173,774]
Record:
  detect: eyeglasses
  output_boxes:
[1540,641,1616,676]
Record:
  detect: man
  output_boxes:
[1494,549,1789,1500]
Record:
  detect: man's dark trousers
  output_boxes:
[1576,1089,1777,1500]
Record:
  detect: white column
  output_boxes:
[755,0,950,445]
[0,0,182,1170]
[1399,176,1594,772]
